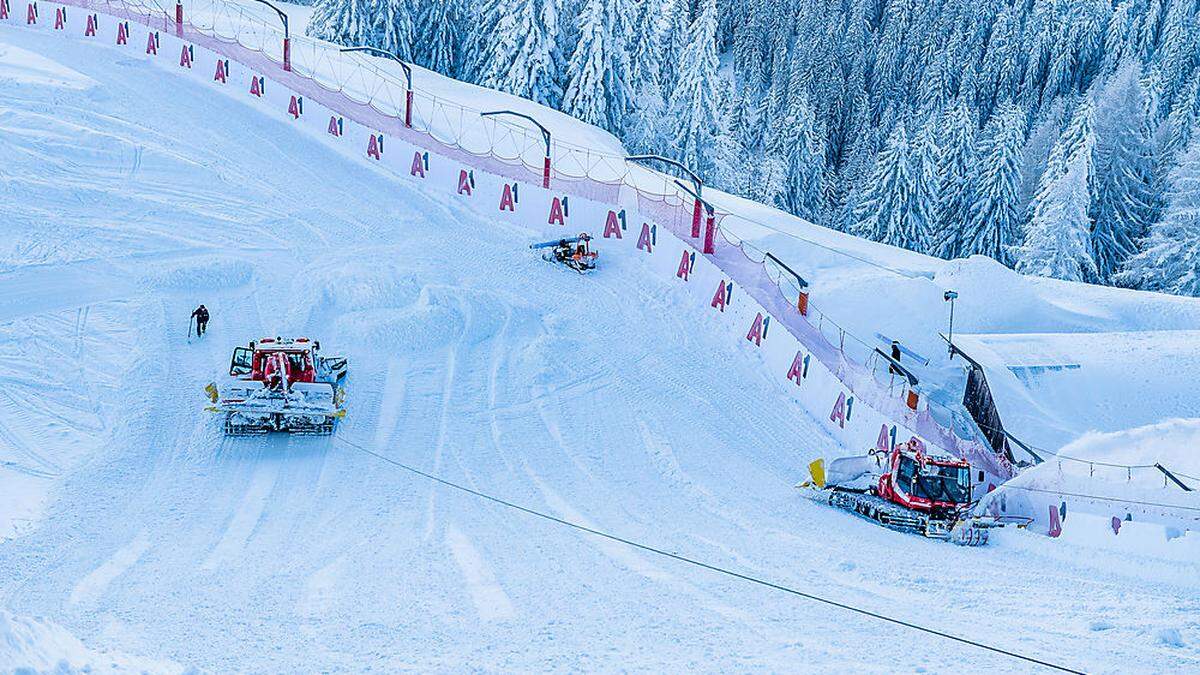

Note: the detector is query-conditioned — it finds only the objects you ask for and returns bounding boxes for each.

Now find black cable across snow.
[333,436,1086,674]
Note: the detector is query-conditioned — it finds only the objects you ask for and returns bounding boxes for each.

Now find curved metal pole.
[340,46,414,127]
[673,180,712,214]
[627,154,702,197]
[245,0,290,70]
[675,180,717,254]
[247,0,288,38]
[480,110,551,158]
[339,45,412,91]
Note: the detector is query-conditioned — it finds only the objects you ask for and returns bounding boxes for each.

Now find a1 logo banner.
[410,151,428,178]
[745,312,770,346]
[327,116,343,137]
[366,133,383,160]
[53,5,63,29]
[27,1,37,25]
[214,58,229,83]
[829,391,855,429]
[287,95,302,119]
[877,424,897,453]
[146,31,159,55]
[676,250,695,281]
[499,183,518,211]
[602,209,626,239]
[636,222,656,252]
[249,75,264,97]
[85,12,97,36]
[711,280,733,312]
[786,350,811,385]
[547,196,569,225]
[0,0,10,21]
[457,169,474,196]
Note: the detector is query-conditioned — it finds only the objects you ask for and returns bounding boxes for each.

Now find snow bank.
[954,329,1200,451]
[0,42,96,89]
[0,610,180,673]
[335,297,467,352]
[1053,418,1200,477]
[978,419,1200,536]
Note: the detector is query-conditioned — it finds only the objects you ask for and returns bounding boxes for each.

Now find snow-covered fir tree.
[664,0,724,179]
[1015,100,1098,281]
[777,86,828,223]
[307,0,375,48]
[472,0,562,108]
[853,125,933,252]
[959,104,1027,264]
[1090,64,1160,281]
[415,0,464,76]
[561,0,632,133]
[304,0,1200,295]
[909,119,943,249]
[1116,139,1200,295]
[622,0,667,153]
[375,0,414,60]
[933,101,978,258]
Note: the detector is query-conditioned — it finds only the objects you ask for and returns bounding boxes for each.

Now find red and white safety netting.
[24,0,1012,477]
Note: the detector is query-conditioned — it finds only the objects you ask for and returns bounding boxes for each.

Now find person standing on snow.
[191,304,210,337]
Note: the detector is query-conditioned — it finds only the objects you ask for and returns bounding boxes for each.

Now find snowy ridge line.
[5,3,1010,486]
[330,434,1083,675]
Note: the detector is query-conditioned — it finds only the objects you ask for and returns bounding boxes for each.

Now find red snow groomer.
[204,337,347,435]
[800,437,991,546]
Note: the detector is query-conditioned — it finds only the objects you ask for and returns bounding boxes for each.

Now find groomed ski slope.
[1,25,1198,673]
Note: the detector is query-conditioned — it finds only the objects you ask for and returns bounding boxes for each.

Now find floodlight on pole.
[944,290,958,356]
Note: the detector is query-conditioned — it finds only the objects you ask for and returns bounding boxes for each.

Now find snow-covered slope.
[1,16,1199,674]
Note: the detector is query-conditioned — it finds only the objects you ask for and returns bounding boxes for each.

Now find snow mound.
[336,301,466,352]
[0,610,180,673]
[957,328,1200,452]
[1057,418,1200,477]
[978,419,1200,535]
[0,43,97,90]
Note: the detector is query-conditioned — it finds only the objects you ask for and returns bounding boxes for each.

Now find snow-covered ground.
[2,19,1199,674]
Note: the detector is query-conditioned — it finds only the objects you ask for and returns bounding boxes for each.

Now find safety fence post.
[282,36,291,71]
[174,1,182,36]
[405,89,413,128]
[542,155,551,189]
[703,210,716,254]
[691,199,702,238]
